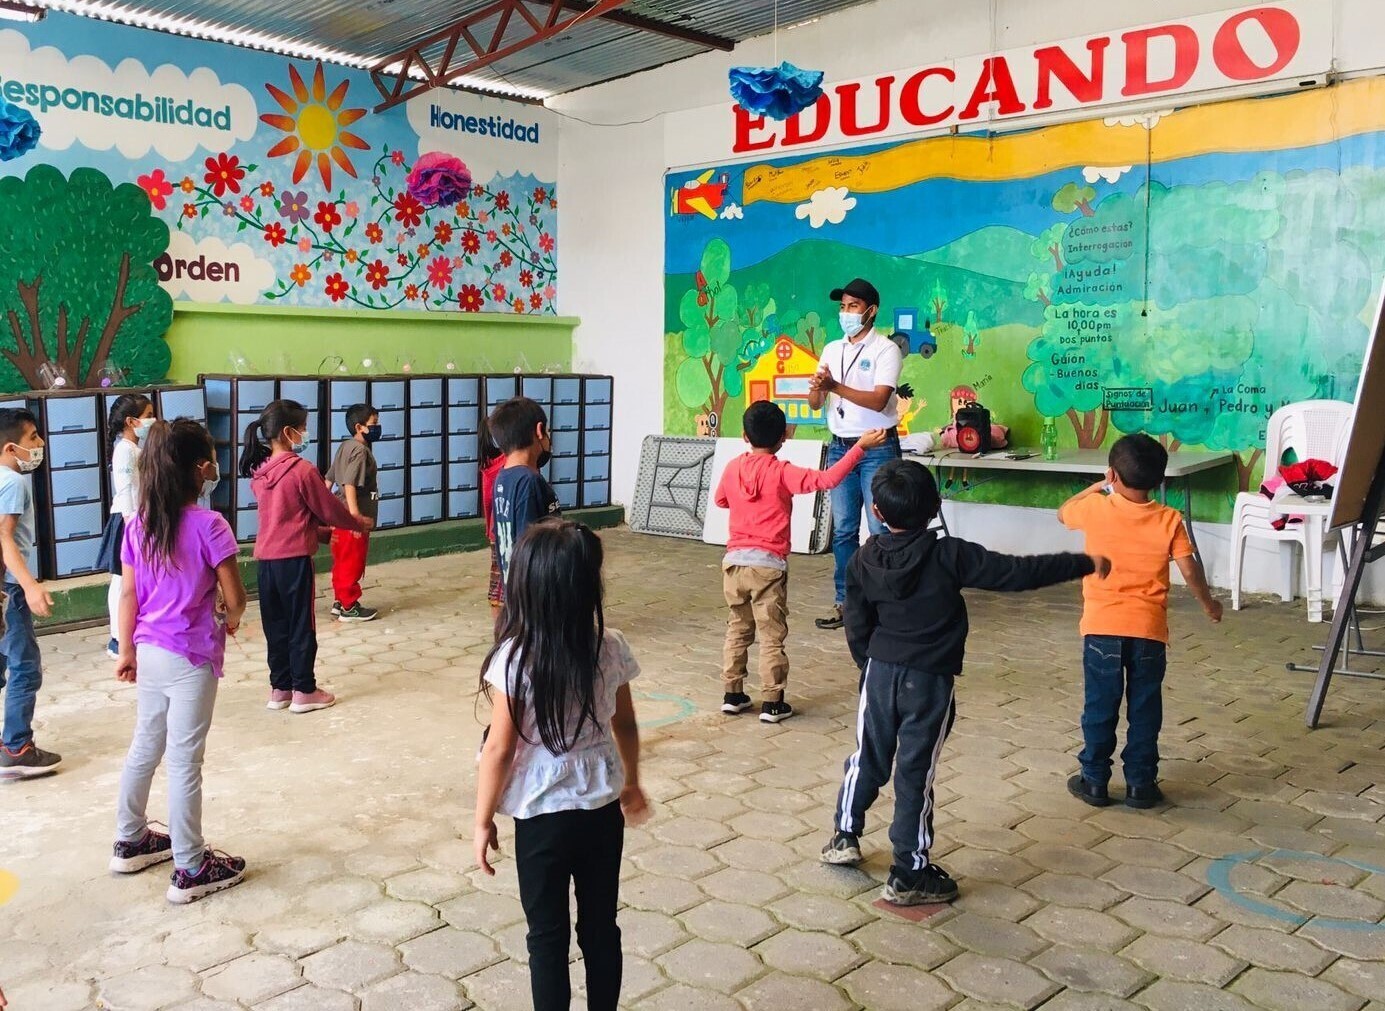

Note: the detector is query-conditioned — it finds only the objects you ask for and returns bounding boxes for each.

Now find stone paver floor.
[2,528,1384,1010]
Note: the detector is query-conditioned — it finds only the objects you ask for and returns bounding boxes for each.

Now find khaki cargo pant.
[722,564,789,701]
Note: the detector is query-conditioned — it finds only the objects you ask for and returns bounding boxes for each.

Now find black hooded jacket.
[844,527,1095,674]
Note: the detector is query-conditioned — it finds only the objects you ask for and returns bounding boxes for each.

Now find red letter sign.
[732,106,776,153]
[1033,38,1111,109]
[958,56,1027,120]
[1213,6,1301,81]
[1122,23,1199,97]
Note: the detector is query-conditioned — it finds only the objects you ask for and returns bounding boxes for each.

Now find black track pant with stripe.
[833,660,956,876]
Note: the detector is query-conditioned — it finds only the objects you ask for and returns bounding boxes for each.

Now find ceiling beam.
[558,0,735,51]
[369,0,632,111]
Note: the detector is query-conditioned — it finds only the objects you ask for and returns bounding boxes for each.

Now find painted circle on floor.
[1207,848,1385,932]
[634,690,697,729]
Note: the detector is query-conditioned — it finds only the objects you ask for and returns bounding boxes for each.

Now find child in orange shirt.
[1059,434,1222,809]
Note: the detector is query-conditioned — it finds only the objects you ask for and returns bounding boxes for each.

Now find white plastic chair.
[1230,400,1354,620]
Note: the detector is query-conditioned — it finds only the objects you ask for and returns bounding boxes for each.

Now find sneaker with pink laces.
[290,689,336,713]
[266,690,292,711]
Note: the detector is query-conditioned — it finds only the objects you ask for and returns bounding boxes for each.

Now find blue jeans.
[1079,635,1166,788]
[828,434,901,604]
[0,586,43,752]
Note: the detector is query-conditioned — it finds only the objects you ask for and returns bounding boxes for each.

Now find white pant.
[108,573,122,642]
[116,644,219,870]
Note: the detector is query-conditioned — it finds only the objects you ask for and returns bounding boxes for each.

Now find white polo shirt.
[820,328,902,437]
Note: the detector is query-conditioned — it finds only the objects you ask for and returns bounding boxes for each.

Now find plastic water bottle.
[1041,418,1059,461]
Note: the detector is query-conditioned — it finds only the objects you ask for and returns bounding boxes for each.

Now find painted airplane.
[671,170,730,219]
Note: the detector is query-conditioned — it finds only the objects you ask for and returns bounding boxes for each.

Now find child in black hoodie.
[821,459,1109,905]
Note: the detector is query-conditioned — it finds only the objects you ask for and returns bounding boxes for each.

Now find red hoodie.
[714,443,865,558]
[481,455,505,543]
[250,453,362,560]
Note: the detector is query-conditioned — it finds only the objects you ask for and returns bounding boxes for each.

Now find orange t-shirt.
[1060,492,1194,643]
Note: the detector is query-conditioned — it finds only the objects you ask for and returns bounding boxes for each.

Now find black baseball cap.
[830,277,880,306]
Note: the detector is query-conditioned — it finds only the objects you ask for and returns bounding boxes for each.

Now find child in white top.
[475,518,647,1011]
[100,394,155,660]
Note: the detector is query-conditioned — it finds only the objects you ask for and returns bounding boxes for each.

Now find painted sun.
[261,62,370,190]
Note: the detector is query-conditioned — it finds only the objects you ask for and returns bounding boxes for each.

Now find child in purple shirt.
[110,420,250,905]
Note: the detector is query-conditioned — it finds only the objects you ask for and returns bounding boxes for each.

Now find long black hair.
[138,419,214,570]
[481,519,605,754]
[239,398,307,478]
[108,393,152,449]
[479,416,502,467]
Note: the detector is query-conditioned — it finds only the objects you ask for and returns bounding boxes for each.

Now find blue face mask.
[364,424,382,444]
[840,311,866,338]
[290,429,310,453]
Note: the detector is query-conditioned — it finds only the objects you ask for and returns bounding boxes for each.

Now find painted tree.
[1053,181,1097,217]
[0,165,173,391]
[794,310,825,353]
[674,238,743,436]
[930,278,948,323]
[738,281,772,328]
[1030,223,1067,272]
[1023,271,1052,308]
[962,310,981,357]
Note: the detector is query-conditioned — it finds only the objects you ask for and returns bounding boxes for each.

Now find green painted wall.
[164,302,577,384]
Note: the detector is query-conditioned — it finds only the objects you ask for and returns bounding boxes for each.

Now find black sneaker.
[1067,774,1111,807]
[0,742,62,778]
[1125,782,1166,809]
[814,605,844,630]
[760,700,794,724]
[337,603,379,622]
[106,637,120,661]
[820,831,863,865]
[110,828,173,874]
[721,692,753,714]
[166,850,247,904]
[330,600,343,617]
[883,864,959,905]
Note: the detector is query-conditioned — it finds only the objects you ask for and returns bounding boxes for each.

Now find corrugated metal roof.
[45,0,876,97]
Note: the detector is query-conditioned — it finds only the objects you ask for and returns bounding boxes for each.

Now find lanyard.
[837,336,869,417]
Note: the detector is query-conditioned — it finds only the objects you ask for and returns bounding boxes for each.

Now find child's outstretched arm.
[475,691,520,875]
[952,538,1109,592]
[299,463,364,532]
[611,683,649,824]
[1058,474,1111,527]
[1175,555,1223,623]
[781,429,888,495]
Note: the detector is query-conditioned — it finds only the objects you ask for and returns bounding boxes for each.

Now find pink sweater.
[250,453,361,560]
[714,444,865,558]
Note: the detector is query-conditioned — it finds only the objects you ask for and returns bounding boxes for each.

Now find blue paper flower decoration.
[0,99,40,163]
[729,62,825,121]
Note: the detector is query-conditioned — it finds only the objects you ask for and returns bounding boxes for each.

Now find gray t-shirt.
[0,466,38,583]
[327,439,379,521]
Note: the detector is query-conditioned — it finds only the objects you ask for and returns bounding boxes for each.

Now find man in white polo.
[808,277,903,630]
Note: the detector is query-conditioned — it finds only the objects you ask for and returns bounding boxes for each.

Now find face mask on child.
[364,424,382,444]
[201,464,220,499]
[135,417,156,442]
[537,428,552,468]
[290,428,310,453]
[12,444,43,473]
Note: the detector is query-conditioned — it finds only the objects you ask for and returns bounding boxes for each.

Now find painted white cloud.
[795,186,857,229]
[720,202,743,220]
[155,231,275,305]
[0,29,257,160]
[1083,165,1132,185]
[1104,109,1173,129]
[407,88,557,183]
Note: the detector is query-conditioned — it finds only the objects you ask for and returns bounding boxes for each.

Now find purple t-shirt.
[121,506,239,677]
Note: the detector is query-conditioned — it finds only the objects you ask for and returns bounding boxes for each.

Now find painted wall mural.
[0,14,558,324]
[664,78,1385,519]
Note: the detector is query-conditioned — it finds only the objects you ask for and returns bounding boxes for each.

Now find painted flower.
[239,195,255,212]
[405,283,420,301]
[260,181,275,197]
[391,149,406,166]
[364,259,389,290]
[501,224,512,238]
[314,200,342,232]
[519,268,534,288]
[263,222,287,247]
[279,190,311,224]
[494,190,511,211]
[324,272,349,301]
[365,221,383,244]
[203,152,245,197]
[345,248,358,263]
[298,236,312,252]
[396,252,409,266]
[529,214,539,227]
[530,292,543,310]
[543,284,556,302]
[461,229,481,254]
[413,243,428,261]
[371,174,381,186]
[323,251,334,262]
[533,186,548,203]
[434,221,452,244]
[290,263,312,286]
[549,198,557,210]
[452,256,465,269]
[426,256,454,288]
[458,284,483,312]
[182,203,197,219]
[344,201,359,218]
[393,192,424,228]
[512,297,525,314]
[486,229,497,243]
[179,176,195,193]
[538,232,555,253]
[222,205,236,217]
[137,169,174,210]
[457,201,471,219]
[492,283,507,303]
[478,211,489,225]
[472,184,485,198]
[499,250,513,268]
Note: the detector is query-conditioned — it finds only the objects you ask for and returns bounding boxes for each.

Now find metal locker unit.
[202,375,326,542]
[327,376,412,530]
[544,376,582,510]
[407,374,447,525]
[24,390,107,579]
[445,375,482,521]
[154,384,208,426]
[580,376,613,508]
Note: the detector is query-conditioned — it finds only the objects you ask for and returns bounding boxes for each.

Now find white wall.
[553,0,1385,602]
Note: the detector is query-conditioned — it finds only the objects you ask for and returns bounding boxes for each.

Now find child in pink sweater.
[714,401,886,723]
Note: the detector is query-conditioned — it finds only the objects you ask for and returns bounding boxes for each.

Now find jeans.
[116,644,219,870]
[257,557,320,694]
[1079,635,1167,788]
[827,434,902,604]
[0,587,43,752]
[514,802,625,1010]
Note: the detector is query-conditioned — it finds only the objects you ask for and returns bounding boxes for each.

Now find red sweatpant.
[330,529,370,609]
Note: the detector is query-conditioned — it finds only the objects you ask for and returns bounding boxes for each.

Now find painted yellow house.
[745,337,826,427]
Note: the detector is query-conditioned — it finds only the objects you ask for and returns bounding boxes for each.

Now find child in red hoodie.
[239,400,362,714]
[713,401,886,723]
[479,422,506,614]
